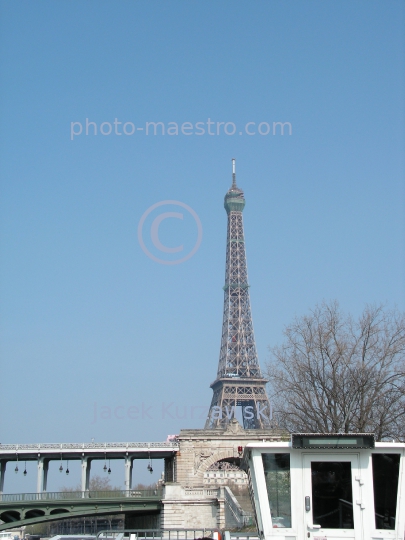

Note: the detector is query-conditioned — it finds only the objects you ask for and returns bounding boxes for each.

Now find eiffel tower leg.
[205,390,221,429]
[241,399,272,429]
[205,389,238,429]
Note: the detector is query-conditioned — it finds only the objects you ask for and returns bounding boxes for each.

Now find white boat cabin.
[244,434,405,540]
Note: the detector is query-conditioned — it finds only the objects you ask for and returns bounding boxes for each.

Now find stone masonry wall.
[161,484,219,529]
[161,420,286,529]
[175,420,285,487]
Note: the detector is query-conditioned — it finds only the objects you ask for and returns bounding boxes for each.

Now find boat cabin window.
[372,453,401,530]
[311,461,354,529]
[262,453,291,528]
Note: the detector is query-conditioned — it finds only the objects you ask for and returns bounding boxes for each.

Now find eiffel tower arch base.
[205,378,274,430]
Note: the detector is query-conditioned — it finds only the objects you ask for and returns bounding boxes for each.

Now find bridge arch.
[195,450,243,483]
[25,509,45,519]
[0,510,20,523]
[50,508,70,516]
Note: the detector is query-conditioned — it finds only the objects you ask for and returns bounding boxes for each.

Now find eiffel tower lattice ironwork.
[205,160,272,429]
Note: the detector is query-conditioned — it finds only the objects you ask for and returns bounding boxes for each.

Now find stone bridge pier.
[161,420,285,529]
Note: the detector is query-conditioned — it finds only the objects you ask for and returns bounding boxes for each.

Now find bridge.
[0,426,276,530]
[0,442,179,495]
[0,489,163,531]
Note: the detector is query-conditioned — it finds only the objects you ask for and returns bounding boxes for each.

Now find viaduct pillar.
[36,457,49,494]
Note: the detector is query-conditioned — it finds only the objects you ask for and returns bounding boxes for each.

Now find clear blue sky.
[1,0,404,491]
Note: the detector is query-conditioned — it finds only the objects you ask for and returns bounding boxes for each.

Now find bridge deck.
[0,442,179,461]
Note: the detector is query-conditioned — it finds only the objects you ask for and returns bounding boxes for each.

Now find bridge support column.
[0,460,7,498]
[124,455,133,494]
[37,457,49,493]
[81,456,91,495]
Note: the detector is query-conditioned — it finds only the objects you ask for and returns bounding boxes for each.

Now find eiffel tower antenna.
[205,160,272,429]
[231,158,236,188]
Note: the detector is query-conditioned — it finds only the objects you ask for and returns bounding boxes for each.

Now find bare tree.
[60,474,120,492]
[59,475,158,493]
[266,301,405,441]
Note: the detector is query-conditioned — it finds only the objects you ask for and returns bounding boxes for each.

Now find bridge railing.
[0,442,178,451]
[0,489,163,502]
[96,529,219,540]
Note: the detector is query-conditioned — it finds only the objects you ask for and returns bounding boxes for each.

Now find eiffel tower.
[205,160,272,429]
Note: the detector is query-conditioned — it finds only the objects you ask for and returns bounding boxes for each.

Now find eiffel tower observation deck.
[205,160,272,429]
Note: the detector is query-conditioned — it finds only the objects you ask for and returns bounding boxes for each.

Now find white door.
[302,454,364,540]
